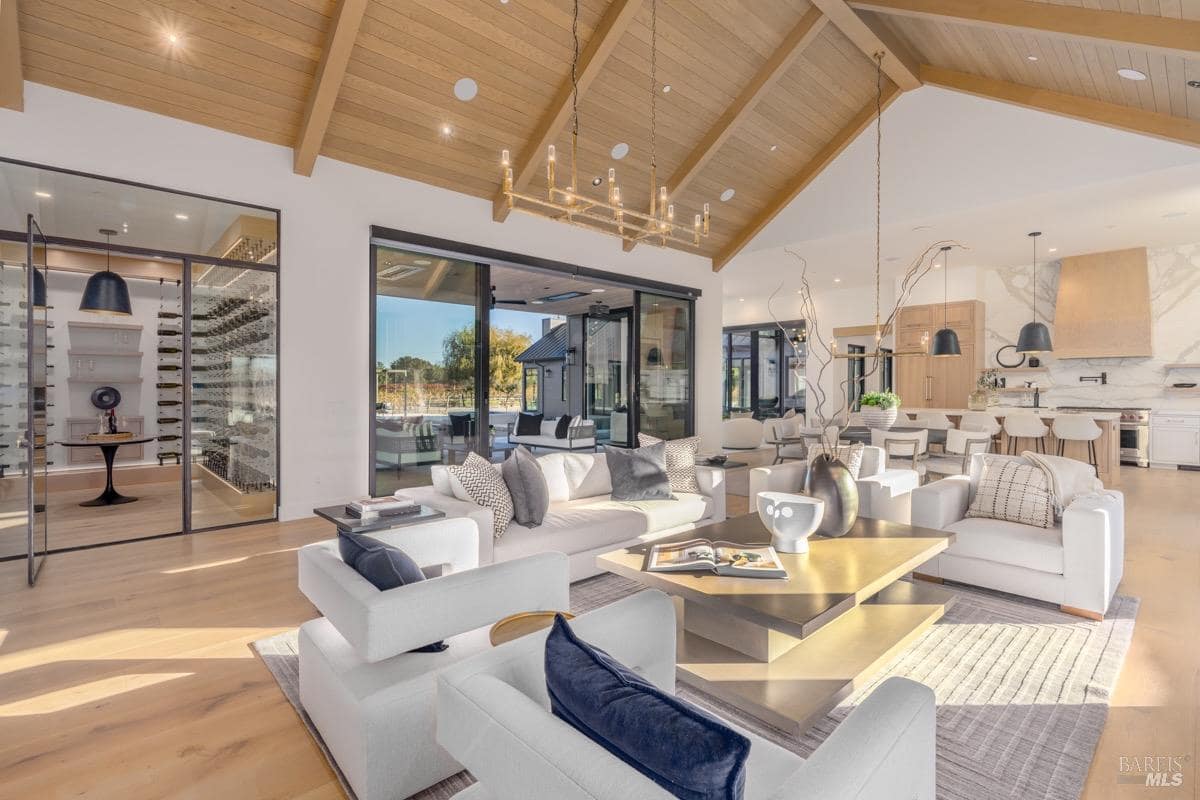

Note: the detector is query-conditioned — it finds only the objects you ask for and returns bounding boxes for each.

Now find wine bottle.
[157,400,182,407]
[157,434,182,442]
[158,347,182,354]
[156,382,183,389]
[157,328,182,336]
[158,365,182,371]
[157,417,182,424]
[158,311,182,319]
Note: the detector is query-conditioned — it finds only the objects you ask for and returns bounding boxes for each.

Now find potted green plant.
[859,391,900,429]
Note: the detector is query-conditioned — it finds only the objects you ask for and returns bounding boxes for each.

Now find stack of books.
[345,496,420,519]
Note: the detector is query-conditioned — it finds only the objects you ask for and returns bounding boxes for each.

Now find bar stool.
[1052,415,1102,475]
[959,411,1002,453]
[1003,413,1049,454]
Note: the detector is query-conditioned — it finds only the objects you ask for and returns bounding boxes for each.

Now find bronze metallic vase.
[804,453,859,537]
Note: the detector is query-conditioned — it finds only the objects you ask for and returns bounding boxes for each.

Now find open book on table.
[646,539,787,579]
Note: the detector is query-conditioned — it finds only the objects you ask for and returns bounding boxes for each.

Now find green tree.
[441,324,533,409]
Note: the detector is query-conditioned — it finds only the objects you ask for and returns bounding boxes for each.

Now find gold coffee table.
[597,513,955,735]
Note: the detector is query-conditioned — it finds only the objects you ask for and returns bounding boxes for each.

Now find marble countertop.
[896,407,1123,422]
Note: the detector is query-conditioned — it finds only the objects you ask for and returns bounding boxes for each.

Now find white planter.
[860,406,898,430]
[756,491,825,554]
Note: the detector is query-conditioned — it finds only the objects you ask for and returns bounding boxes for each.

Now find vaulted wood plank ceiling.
[5,0,1200,271]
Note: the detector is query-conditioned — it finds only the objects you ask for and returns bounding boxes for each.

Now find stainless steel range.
[1057,406,1150,467]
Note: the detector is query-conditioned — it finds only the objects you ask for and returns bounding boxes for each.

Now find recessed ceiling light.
[34,190,51,199]
[531,299,544,304]
[720,188,735,202]
[591,288,606,293]
[591,175,603,186]
[440,123,453,137]
[1026,55,1038,62]
[499,0,509,4]
[453,77,478,101]
[611,142,629,160]
[1047,247,1057,253]
[174,213,189,220]
[769,144,778,152]
[833,278,842,283]
[662,84,671,93]
[738,297,745,302]
[413,258,432,266]
[165,31,181,46]
[1163,211,1188,219]
[1117,68,1147,81]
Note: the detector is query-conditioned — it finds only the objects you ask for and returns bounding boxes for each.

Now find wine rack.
[156,279,183,465]
[190,269,276,495]
[0,264,24,480]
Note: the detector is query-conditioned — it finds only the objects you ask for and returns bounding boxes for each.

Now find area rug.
[253,575,1137,800]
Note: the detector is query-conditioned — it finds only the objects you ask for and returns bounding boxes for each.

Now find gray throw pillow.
[604,442,675,501]
[501,445,550,527]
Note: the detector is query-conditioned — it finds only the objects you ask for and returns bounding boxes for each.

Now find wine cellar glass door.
[26,217,50,583]
[186,261,278,531]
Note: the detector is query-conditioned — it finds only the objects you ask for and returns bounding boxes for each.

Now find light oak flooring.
[0,467,1196,799]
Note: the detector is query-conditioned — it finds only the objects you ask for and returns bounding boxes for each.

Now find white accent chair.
[924,429,993,479]
[297,517,570,800]
[871,428,929,480]
[1052,415,1103,475]
[1003,412,1049,454]
[749,445,921,524]
[911,453,1124,619]
[437,589,937,800]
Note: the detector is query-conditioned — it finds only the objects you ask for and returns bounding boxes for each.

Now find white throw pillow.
[637,433,702,494]
[447,452,515,538]
[966,455,1054,529]
[430,465,454,497]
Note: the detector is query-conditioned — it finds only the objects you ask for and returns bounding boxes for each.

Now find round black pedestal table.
[58,437,156,506]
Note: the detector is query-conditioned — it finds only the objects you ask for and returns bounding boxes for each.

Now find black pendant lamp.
[930,245,961,357]
[80,228,132,315]
[1016,231,1053,353]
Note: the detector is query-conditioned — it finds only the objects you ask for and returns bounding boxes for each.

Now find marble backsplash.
[981,241,1200,411]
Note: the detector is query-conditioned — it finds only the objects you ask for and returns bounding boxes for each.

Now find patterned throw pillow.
[805,441,865,480]
[637,433,702,494]
[447,452,515,539]
[966,456,1055,529]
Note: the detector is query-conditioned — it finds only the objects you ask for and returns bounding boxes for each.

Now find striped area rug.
[253,574,1136,800]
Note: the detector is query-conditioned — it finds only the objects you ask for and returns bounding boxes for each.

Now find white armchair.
[748,445,921,524]
[437,589,936,800]
[911,453,1124,619]
[297,517,570,800]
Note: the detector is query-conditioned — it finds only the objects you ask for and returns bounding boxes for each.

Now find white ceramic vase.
[860,406,898,430]
[755,491,825,554]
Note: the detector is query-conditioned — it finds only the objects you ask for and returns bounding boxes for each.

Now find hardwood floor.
[0,466,1195,799]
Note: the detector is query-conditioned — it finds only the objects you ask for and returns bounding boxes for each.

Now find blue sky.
[376,295,555,365]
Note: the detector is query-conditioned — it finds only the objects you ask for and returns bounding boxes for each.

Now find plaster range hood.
[1052,247,1153,359]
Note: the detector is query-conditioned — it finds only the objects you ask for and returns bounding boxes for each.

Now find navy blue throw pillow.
[516,412,543,436]
[554,414,571,439]
[337,532,448,653]
[544,615,749,800]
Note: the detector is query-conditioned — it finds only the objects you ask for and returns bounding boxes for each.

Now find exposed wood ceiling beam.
[809,0,921,91]
[493,0,643,223]
[624,6,828,252]
[922,65,1200,149]
[294,0,368,177]
[1,0,23,111]
[849,0,1200,59]
[713,81,902,271]
[421,259,452,299]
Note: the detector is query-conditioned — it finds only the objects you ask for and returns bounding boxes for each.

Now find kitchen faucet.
[1080,372,1108,385]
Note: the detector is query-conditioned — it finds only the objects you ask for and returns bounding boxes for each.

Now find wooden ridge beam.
[1,0,23,111]
[493,0,643,223]
[922,65,1200,149]
[294,0,368,176]
[849,0,1200,59]
[809,0,921,91]
[713,81,901,272]
[624,6,828,252]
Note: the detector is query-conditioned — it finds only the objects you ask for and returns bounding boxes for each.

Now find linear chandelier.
[499,0,710,249]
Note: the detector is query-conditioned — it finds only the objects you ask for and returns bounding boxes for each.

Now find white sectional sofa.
[437,589,937,800]
[911,452,1124,619]
[402,450,726,581]
[748,446,921,524]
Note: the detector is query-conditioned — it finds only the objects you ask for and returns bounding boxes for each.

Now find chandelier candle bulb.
[703,203,711,235]
[501,149,510,167]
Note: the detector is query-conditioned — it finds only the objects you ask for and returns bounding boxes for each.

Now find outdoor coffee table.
[597,513,955,735]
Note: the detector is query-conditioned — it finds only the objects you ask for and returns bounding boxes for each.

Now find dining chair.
[870,428,929,480]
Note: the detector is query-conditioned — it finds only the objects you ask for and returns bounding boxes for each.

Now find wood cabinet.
[893,301,985,409]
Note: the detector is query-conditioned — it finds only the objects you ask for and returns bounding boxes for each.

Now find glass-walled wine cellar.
[0,159,280,582]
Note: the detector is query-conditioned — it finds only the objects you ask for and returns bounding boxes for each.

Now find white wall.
[2,84,722,520]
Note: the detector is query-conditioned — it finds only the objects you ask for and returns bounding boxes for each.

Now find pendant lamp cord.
[570,0,579,193]
[943,247,949,325]
[650,0,657,178]
[1031,233,1038,323]
[105,231,112,272]
[874,51,882,333]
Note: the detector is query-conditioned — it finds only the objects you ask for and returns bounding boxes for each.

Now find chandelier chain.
[571,0,580,191]
[874,51,882,328]
[650,0,657,172]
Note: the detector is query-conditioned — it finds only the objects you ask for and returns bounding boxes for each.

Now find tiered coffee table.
[597,514,955,735]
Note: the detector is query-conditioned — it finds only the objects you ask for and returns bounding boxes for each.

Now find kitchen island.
[896,407,1122,488]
